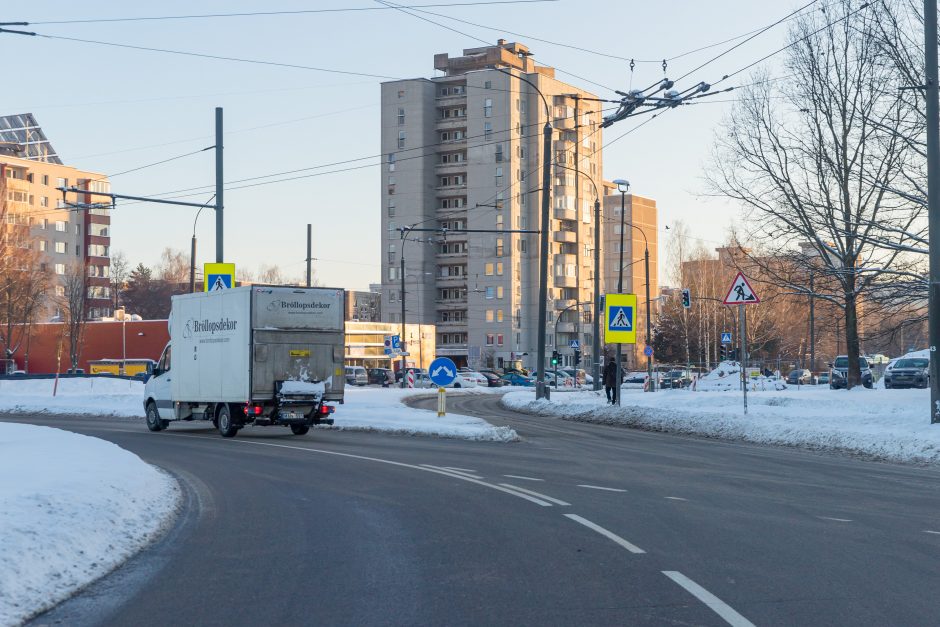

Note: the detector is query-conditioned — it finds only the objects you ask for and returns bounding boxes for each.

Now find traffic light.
[681,288,691,309]
[573,349,581,365]
[720,345,727,360]
[551,350,560,366]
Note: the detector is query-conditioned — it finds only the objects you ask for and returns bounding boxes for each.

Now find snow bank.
[329,387,517,442]
[0,423,179,625]
[0,379,516,442]
[503,386,940,464]
[695,360,786,391]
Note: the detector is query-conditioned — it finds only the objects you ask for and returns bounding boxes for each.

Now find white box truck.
[144,286,345,437]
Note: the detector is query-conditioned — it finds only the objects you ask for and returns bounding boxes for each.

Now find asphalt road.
[8,391,940,626]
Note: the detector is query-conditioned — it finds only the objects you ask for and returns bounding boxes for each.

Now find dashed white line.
[563,514,645,554]
[576,484,627,493]
[664,496,688,501]
[443,466,477,473]
[662,571,755,627]
[503,474,544,482]
[817,516,852,523]
[421,464,483,479]
[498,483,570,506]
[924,530,940,535]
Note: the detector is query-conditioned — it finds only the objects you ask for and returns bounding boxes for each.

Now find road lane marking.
[563,514,645,554]
[164,433,554,507]
[421,464,483,479]
[817,516,852,522]
[443,466,477,473]
[499,484,570,506]
[662,571,755,627]
[664,496,688,501]
[924,530,940,535]
[577,484,627,493]
[503,474,544,482]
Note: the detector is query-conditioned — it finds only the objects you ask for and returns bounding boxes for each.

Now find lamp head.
[613,179,630,193]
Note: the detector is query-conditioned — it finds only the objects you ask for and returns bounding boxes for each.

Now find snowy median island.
[0,423,179,626]
[0,377,516,442]
[504,371,940,465]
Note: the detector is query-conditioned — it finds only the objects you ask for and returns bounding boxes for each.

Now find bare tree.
[157,247,190,285]
[110,250,130,310]
[707,1,922,388]
[58,261,88,371]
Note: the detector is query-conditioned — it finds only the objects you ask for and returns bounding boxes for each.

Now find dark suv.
[829,356,873,389]
[883,357,929,389]
[786,369,812,385]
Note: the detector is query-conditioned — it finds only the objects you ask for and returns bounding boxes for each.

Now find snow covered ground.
[0,377,517,442]
[504,385,940,465]
[0,422,179,626]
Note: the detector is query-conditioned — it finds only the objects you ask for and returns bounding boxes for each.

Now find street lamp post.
[613,179,629,406]
[189,195,215,293]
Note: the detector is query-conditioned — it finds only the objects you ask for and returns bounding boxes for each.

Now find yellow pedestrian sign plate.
[204,262,236,292]
[605,293,637,344]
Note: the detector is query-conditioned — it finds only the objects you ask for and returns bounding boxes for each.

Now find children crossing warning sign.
[722,272,760,305]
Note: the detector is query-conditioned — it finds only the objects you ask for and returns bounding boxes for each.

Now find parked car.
[461,371,490,386]
[816,371,830,386]
[477,370,506,387]
[367,368,393,386]
[661,369,692,389]
[501,372,535,387]
[530,371,573,386]
[786,369,813,385]
[623,372,647,384]
[561,368,592,385]
[883,357,929,389]
[829,356,873,389]
[344,365,368,386]
[443,372,478,388]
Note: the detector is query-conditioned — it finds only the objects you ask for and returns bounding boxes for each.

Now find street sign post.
[569,339,580,349]
[429,357,458,387]
[604,293,637,344]
[644,345,653,357]
[722,272,760,415]
[720,332,732,345]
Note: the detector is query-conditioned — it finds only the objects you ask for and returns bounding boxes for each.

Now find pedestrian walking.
[603,357,618,404]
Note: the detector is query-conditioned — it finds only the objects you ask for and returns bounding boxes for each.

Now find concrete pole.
[536,119,552,400]
[615,190,626,406]
[189,235,197,293]
[306,224,312,287]
[925,0,940,423]
[645,245,655,392]
[592,197,601,391]
[215,107,224,263]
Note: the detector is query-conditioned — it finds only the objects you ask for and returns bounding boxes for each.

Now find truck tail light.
[319,404,335,415]
[244,403,263,416]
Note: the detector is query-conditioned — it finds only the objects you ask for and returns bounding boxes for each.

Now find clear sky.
[8,0,795,290]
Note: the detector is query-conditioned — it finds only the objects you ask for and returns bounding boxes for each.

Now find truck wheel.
[146,402,164,432]
[290,425,310,436]
[217,405,239,438]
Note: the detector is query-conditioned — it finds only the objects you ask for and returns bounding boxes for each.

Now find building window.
[55,220,66,232]
[39,196,48,207]
[486,310,494,323]
[496,238,504,256]
[497,286,504,298]
[55,285,65,297]
[495,144,503,162]
[397,108,405,125]
[75,224,81,235]
[441,131,449,142]
[42,174,49,186]
[486,334,494,346]
[54,241,66,254]
[398,131,405,149]
[56,177,67,188]
[484,80,492,89]
[495,167,503,187]
[495,215,503,230]
[39,240,47,252]
[484,98,493,118]
[54,263,65,275]
[387,199,396,217]
[484,122,493,141]
[398,90,405,98]
[496,262,504,275]
[485,263,494,276]
[485,286,495,299]
[497,310,504,323]
[388,152,396,172]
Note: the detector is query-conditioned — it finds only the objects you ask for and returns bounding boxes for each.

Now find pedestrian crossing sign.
[605,293,637,344]
[204,263,236,292]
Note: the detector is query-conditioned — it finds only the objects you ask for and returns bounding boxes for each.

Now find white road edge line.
[421,464,483,479]
[503,474,544,482]
[662,571,755,627]
[443,466,477,473]
[165,433,553,507]
[664,496,688,501]
[924,530,940,535]
[563,514,645,554]
[499,483,570,506]
[818,516,852,522]
[577,484,627,493]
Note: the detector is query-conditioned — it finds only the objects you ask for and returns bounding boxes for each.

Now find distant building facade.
[0,113,112,320]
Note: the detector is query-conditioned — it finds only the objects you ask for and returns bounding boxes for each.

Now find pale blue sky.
[8,0,793,290]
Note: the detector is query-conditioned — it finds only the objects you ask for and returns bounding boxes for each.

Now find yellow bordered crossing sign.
[605,293,637,344]
[204,262,236,292]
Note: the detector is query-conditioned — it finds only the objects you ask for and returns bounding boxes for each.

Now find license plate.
[282,411,298,420]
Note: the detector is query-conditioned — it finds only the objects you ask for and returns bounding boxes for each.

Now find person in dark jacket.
[603,357,618,404]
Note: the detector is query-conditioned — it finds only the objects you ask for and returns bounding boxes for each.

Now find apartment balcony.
[554,298,577,310]
[434,161,467,174]
[553,207,577,222]
[435,299,468,307]
[435,275,467,286]
[436,118,468,131]
[435,250,468,260]
[440,229,468,241]
[436,344,468,355]
[436,319,468,331]
[436,94,467,107]
[436,183,467,193]
[553,230,576,244]
[554,274,578,288]
[555,321,576,333]
[554,253,576,266]
[553,116,575,130]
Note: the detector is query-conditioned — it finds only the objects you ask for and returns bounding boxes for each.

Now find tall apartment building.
[601,183,658,369]
[0,113,112,321]
[380,41,604,370]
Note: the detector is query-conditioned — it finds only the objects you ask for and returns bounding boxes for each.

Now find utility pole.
[306,224,313,287]
[809,271,815,373]
[615,182,627,406]
[592,194,601,391]
[925,0,940,424]
[215,107,224,263]
[400,228,408,387]
[573,94,582,370]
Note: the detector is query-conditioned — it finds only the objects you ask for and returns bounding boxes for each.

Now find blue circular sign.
[429,357,458,386]
[644,345,653,357]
